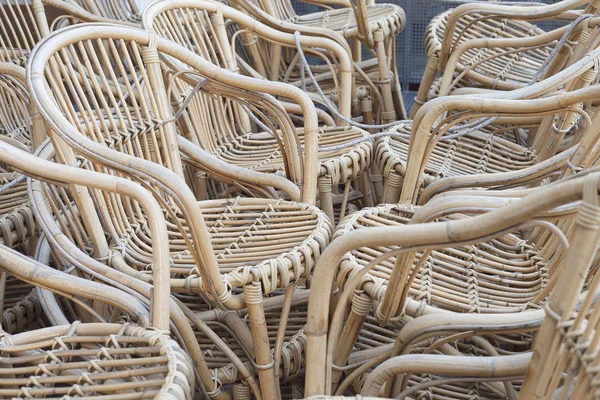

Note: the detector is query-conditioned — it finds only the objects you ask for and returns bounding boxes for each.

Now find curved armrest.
[229,0,353,54]
[361,352,531,397]
[418,148,574,204]
[0,141,169,329]
[178,135,302,201]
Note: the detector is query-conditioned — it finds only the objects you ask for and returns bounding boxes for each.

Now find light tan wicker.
[0,140,195,399]
[410,0,598,118]
[304,168,600,396]
[378,43,600,205]
[142,0,374,221]
[232,0,406,121]
[27,22,339,399]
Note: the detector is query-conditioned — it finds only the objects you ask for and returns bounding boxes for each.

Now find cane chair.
[312,80,600,393]
[347,173,600,399]
[143,0,374,221]
[28,23,336,398]
[410,0,599,118]
[304,163,600,396]
[315,113,600,396]
[235,0,406,121]
[0,64,47,334]
[377,39,600,205]
[0,140,195,399]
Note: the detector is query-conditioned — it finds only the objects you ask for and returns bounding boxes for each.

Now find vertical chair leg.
[318,175,335,223]
[358,173,375,208]
[244,282,278,400]
[410,54,439,119]
[331,291,372,392]
[374,31,396,123]
[195,171,209,201]
[382,171,403,204]
[370,165,384,204]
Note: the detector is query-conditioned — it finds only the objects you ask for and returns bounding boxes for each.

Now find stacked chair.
[2,0,600,399]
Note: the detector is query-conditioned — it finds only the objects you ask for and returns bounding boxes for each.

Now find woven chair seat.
[289,4,405,39]
[376,121,537,188]
[0,323,194,399]
[425,10,549,86]
[336,203,548,314]
[212,126,373,186]
[116,197,332,294]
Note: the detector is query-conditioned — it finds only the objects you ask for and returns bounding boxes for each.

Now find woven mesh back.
[0,74,31,148]
[0,0,46,66]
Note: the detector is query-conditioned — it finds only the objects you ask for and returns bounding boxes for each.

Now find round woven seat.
[291,4,405,39]
[210,126,372,187]
[114,197,332,295]
[376,121,537,189]
[0,322,194,399]
[336,203,548,314]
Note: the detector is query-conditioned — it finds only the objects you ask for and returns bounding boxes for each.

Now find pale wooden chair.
[378,37,600,205]
[345,172,600,399]
[143,0,375,222]
[304,165,600,397]
[28,23,336,399]
[411,0,599,118]
[0,140,195,399]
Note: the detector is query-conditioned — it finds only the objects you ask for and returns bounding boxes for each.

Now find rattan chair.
[0,140,195,399]
[231,0,407,121]
[28,23,337,399]
[410,0,598,118]
[304,79,600,394]
[142,0,374,221]
[345,173,600,399]
[303,164,600,397]
[377,40,600,205]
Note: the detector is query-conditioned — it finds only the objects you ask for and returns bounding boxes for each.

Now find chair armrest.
[178,135,302,201]
[418,148,574,204]
[0,140,169,329]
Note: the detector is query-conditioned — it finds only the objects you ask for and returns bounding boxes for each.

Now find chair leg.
[410,54,439,119]
[369,165,384,204]
[331,291,372,392]
[374,31,396,123]
[358,173,375,208]
[318,175,335,222]
[382,171,403,204]
[195,171,209,201]
[244,282,278,400]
